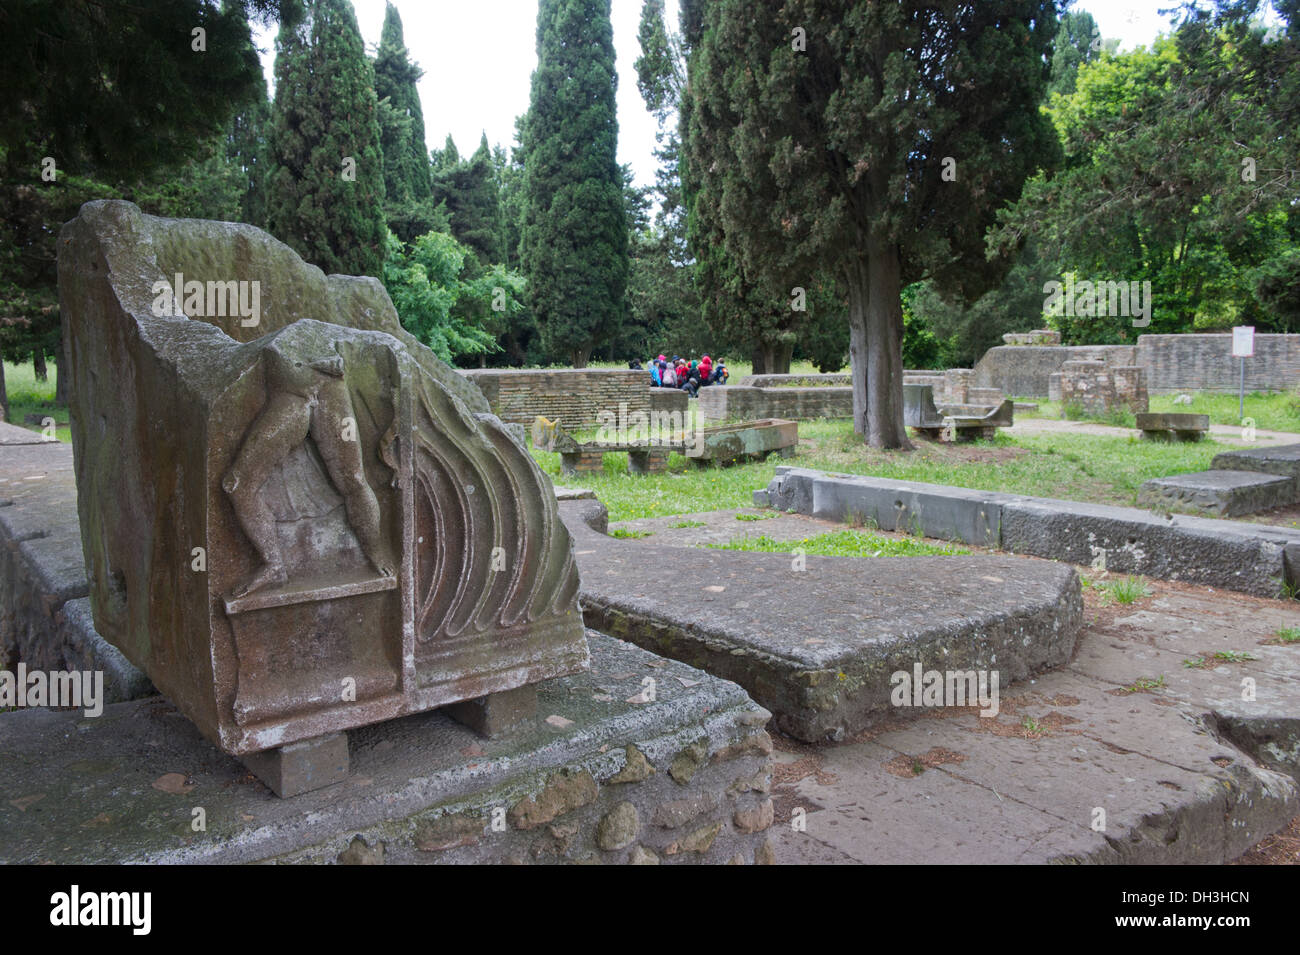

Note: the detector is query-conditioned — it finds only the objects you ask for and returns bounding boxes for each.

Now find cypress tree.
[686,0,1060,448]
[265,0,386,277]
[433,133,504,270]
[520,0,629,367]
[374,2,430,201]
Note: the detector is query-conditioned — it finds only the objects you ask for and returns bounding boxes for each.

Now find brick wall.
[698,386,853,424]
[463,369,650,430]
[1135,333,1300,394]
[1056,361,1149,414]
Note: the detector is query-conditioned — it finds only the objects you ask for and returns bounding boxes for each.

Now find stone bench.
[1136,412,1210,441]
[687,418,798,466]
[904,384,1013,441]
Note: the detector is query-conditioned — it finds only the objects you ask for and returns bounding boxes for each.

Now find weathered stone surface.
[241,731,349,798]
[57,200,587,759]
[687,418,797,465]
[763,466,1300,597]
[443,684,538,739]
[732,798,774,834]
[560,498,1083,743]
[1137,411,1210,440]
[608,744,654,784]
[0,631,773,864]
[1213,443,1300,498]
[1137,469,1293,517]
[1059,361,1149,415]
[697,385,853,424]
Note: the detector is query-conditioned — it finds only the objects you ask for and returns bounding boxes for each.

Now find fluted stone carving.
[58,200,587,756]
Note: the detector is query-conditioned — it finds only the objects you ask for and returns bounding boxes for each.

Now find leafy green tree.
[265,0,386,277]
[520,0,629,367]
[997,31,1298,338]
[380,230,505,364]
[687,0,1060,447]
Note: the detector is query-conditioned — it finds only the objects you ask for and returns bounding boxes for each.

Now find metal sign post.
[1232,326,1255,420]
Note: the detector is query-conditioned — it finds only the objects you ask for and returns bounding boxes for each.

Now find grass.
[609,527,652,539]
[1095,575,1153,605]
[708,529,968,558]
[669,520,706,529]
[3,360,70,443]
[533,418,1229,521]
[1022,390,1300,434]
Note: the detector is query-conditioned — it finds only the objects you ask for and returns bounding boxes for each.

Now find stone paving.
[608,506,1300,863]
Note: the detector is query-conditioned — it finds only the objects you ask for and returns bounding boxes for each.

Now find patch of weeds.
[669,520,706,529]
[1278,579,1300,601]
[1119,675,1167,694]
[735,511,778,522]
[1212,650,1258,664]
[1183,657,1209,669]
[910,759,924,776]
[609,528,652,539]
[1021,716,1043,736]
[1269,626,1300,645]
[1097,575,1152,605]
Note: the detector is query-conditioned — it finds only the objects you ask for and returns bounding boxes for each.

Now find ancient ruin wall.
[464,369,650,430]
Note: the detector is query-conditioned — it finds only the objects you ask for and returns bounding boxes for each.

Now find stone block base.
[0,632,774,865]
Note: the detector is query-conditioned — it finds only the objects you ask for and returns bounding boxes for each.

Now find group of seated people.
[632,354,729,398]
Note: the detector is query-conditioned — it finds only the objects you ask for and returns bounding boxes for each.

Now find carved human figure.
[223,342,394,598]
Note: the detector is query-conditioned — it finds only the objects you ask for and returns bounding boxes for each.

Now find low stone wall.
[745,373,850,388]
[698,385,853,423]
[0,428,152,700]
[1135,333,1300,394]
[975,345,1137,398]
[649,387,689,417]
[463,368,650,430]
[757,466,1300,598]
[1053,361,1148,414]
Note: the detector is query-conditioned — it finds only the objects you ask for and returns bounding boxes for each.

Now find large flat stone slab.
[0,631,774,864]
[1137,469,1294,517]
[559,498,1082,743]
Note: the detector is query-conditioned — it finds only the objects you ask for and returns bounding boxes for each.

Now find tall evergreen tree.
[265,0,386,277]
[373,2,430,201]
[520,0,629,367]
[687,0,1060,448]
[432,133,504,269]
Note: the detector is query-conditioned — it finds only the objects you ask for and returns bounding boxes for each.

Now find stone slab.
[559,498,1082,743]
[1213,443,1300,497]
[443,684,538,738]
[0,421,51,446]
[0,631,775,864]
[761,466,1300,597]
[1137,469,1294,518]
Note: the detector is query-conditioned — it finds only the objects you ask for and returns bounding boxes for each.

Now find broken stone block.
[57,200,588,758]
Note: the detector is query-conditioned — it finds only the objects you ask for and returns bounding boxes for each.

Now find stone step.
[1137,469,1294,518]
[1212,443,1300,497]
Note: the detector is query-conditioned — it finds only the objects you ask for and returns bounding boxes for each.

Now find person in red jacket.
[698,355,713,386]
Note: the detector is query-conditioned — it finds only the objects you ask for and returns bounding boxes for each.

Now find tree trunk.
[845,244,912,450]
[33,349,47,382]
[570,347,589,369]
[750,348,766,375]
[55,331,70,405]
[751,342,793,376]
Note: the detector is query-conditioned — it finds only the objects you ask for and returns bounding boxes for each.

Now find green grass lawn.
[1021,389,1300,434]
[533,418,1231,521]
[3,360,70,443]
[710,529,968,558]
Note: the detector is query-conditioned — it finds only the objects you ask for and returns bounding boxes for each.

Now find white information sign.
[1232,326,1255,358]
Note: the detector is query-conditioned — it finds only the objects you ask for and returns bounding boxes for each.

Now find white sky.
[250,1,1226,192]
